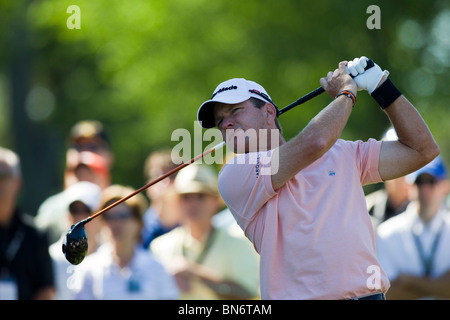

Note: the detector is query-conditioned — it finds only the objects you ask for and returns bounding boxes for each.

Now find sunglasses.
[103,210,134,222]
[415,176,438,186]
[70,207,91,216]
[70,142,108,152]
[180,193,209,202]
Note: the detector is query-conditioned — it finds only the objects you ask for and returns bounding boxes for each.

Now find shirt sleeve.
[218,151,277,231]
[344,138,383,185]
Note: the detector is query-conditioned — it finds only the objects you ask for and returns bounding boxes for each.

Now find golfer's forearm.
[272,96,353,189]
[377,96,440,181]
[385,96,439,159]
[309,95,354,150]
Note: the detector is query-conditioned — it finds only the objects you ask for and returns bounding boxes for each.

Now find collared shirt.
[151,225,260,299]
[376,202,450,280]
[49,235,79,300]
[218,138,389,299]
[73,243,179,300]
[49,234,103,300]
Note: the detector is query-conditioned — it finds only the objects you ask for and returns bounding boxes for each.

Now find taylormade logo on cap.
[211,85,238,99]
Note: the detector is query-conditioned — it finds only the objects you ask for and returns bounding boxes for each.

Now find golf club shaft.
[84,141,225,223]
[277,86,324,116]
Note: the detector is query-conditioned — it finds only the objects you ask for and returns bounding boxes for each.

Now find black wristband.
[370,79,402,109]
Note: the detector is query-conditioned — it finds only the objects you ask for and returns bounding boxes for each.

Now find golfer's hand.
[347,56,389,94]
[320,61,357,98]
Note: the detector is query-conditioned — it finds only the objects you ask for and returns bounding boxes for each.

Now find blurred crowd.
[1,122,449,300]
[0,120,259,300]
[369,129,450,300]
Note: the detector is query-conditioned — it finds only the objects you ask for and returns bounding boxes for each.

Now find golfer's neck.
[257,133,286,151]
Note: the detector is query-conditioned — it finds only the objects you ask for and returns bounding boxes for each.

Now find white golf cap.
[197,78,276,129]
[64,181,102,213]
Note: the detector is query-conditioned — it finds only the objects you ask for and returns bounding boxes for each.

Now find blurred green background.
[0,0,449,214]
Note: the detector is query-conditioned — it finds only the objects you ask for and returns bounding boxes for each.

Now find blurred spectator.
[64,120,114,189]
[70,151,111,190]
[36,120,113,243]
[0,147,55,300]
[366,128,412,229]
[36,151,110,243]
[49,181,103,300]
[73,184,179,300]
[151,164,260,299]
[141,149,183,249]
[376,156,450,299]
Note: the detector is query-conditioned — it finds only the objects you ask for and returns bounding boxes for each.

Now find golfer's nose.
[221,116,235,130]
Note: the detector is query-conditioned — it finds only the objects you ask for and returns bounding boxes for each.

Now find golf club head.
[62,219,89,265]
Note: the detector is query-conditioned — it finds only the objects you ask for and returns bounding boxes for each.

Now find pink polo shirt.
[218,139,390,299]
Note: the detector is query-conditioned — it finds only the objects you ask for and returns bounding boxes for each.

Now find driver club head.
[62,219,89,265]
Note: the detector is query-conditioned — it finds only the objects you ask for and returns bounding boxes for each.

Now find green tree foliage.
[0,0,449,212]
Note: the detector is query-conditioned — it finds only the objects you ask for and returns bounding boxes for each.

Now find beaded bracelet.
[335,90,356,106]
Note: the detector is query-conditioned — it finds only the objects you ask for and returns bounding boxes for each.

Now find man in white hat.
[196,57,440,299]
[0,147,55,300]
[151,164,260,299]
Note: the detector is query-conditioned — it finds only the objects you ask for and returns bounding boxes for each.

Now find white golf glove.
[346,56,389,94]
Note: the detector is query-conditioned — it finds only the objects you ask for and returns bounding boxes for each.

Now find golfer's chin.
[230,145,250,155]
[226,128,269,154]
[226,137,258,154]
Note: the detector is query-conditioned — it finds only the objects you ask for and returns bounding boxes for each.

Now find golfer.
[196,57,440,299]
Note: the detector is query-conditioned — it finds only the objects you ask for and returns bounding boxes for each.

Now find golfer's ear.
[264,103,277,124]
